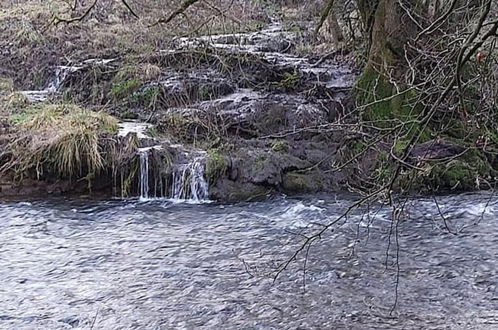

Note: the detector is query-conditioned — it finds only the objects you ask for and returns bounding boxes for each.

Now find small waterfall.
[138,148,150,201]
[21,65,82,102]
[137,147,209,202]
[170,157,209,201]
[137,146,163,201]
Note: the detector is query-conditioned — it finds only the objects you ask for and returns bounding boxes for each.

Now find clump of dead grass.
[2,103,118,180]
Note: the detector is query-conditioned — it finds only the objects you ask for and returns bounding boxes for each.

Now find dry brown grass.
[0,0,267,88]
[2,102,118,180]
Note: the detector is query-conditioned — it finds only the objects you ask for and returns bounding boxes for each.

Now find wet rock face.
[208,139,346,201]
[173,21,296,54]
[154,90,338,139]
[142,20,355,200]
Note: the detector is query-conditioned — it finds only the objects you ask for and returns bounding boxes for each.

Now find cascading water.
[170,157,209,201]
[138,148,150,201]
[21,65,82,102]
[137,147,209,202]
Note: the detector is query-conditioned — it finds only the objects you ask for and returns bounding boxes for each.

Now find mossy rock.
[209,179,269,202]
[227,183,269,202]
[282,171,322,193]
[428,160,476,190]
[206,149,229,184]
[411,149,493,192]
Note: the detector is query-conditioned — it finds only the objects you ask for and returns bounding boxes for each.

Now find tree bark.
[367,0,417,73]
[355,0,420,121]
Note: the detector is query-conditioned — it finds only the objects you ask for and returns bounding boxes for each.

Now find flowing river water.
[1,193,498,329]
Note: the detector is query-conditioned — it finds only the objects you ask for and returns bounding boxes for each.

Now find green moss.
[271,140,289,153]
[282,171,321,193]
[272,71,300,90]
[410,148,493,192]
[206,149,229,184]
[351,140,367,154]
[131,86,160,108]
[355,65,393,121]
[110,78,141,100]
[393,139,410,155]
[429,161,475,190]
[278,71,300,89]
[355,65,422,126]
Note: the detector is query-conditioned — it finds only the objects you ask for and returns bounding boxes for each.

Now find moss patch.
[282,171,322,193]
[131,86,160,108]
[206,149,229,184]
[110,78,142,101]
[278,71,300,89]
[271,140,289,153]
[427,160,476,190]
[355,65,422,126]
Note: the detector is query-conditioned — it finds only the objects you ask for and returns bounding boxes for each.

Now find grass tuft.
[3,103,118,180]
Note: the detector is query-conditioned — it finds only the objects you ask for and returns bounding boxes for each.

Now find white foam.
[118,122,153,139]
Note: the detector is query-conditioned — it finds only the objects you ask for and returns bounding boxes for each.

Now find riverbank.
[1,1,496,201]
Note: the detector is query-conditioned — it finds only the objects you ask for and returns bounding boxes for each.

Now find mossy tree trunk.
[356,0,421,122]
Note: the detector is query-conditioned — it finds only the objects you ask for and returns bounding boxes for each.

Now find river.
[1,193,497,329]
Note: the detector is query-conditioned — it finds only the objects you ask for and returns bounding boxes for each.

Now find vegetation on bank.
[0,0,497,199]
[0,0,267,90]
[1,102,118,181]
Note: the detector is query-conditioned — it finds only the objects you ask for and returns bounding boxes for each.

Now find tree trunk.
[356,0,420,121]
[367,0,416,73]
[326,12,344,45]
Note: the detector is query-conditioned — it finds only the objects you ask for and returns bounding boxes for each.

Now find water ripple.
[1,193,497,329]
